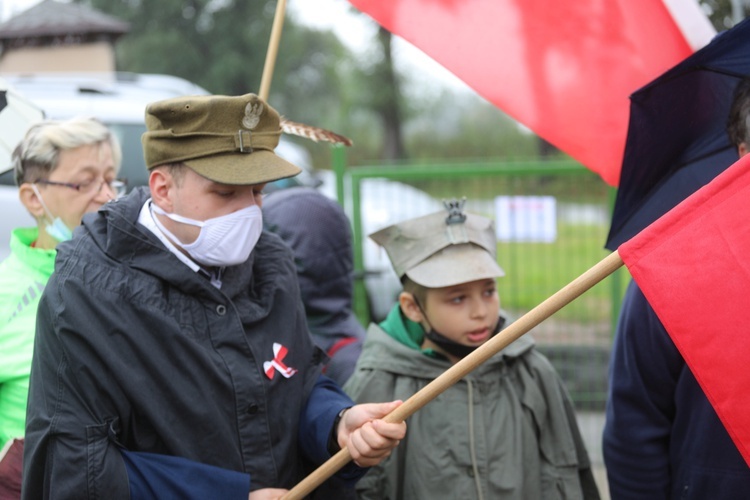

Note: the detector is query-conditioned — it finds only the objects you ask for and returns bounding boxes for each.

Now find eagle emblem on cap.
[444,198,467,225]
[243,102,264,130]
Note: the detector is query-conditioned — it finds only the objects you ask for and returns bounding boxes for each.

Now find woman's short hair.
[12,116,122,186]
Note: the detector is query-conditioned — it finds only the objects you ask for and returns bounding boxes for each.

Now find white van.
[0,72,316,260]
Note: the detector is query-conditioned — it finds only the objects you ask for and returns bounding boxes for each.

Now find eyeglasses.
[36,178,128,199]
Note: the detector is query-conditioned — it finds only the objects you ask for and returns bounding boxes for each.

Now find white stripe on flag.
[661,0,717,51]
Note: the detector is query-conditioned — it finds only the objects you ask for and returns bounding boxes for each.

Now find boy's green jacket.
[344,305,600,500]
[0,228,56,448]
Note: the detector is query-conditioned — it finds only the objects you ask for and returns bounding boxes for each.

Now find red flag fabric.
[619,153,750,466]
[348,0,712,186]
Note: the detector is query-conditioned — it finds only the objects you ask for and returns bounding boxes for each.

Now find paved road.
[577,411,609,500]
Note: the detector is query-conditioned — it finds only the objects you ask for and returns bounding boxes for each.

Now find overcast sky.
[0,0,40,20]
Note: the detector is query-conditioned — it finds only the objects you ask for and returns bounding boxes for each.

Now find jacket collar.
[10,227,57,276]
[81,187,294,316]
[358,321,536,379]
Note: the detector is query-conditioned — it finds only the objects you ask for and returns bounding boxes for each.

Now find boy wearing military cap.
[23,93,405,499]
[344,200,599,499]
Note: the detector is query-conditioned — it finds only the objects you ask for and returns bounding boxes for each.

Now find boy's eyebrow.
[442,283,472,294]
[435,278,497,297]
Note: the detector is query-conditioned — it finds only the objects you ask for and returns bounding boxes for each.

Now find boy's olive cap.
[370,203,505,288]
[142,93,301,185]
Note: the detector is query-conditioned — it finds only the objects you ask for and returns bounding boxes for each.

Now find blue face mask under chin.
[32,183,74,243]
[45,217,73,242]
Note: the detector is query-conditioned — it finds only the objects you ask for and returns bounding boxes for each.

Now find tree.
[367,27,406,160]
[700,0,750,29]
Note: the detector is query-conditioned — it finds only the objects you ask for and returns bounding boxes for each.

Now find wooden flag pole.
[282,250,625,499]
[258,0,287,101]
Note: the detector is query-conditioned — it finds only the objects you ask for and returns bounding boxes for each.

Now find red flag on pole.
[348,0,714,186]
[619,153,750,466]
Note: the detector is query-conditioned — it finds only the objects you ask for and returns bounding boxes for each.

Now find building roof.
[0,0,129,41]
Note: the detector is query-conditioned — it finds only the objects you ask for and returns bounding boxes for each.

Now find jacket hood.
[262,187,365,346]
[69,186,288,305]
[70,187,212,297]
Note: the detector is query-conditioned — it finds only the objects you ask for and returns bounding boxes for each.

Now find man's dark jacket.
[23,188,353,499]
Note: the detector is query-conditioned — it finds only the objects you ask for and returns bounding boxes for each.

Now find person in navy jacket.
[603,77,750,499]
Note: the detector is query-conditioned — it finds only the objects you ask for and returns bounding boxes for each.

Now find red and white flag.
[619,153,750,466]
[348,0,715,186]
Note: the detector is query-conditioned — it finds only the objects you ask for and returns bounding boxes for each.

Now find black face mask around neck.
[423,315,506,359]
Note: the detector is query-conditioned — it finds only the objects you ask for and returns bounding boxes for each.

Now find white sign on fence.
[494,195,557,243]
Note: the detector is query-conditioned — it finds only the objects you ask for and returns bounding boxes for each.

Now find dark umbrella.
[0,79,45,174]
[605,17,750,250]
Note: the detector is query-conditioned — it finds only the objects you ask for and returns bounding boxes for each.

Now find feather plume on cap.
[280,118,353,147]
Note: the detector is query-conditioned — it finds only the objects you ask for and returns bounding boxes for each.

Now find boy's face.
[421,278,500,348]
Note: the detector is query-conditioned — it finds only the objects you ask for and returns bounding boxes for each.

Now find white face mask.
[151,203,263,267]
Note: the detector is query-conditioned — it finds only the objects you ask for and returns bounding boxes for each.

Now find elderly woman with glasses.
[0,116,122,497]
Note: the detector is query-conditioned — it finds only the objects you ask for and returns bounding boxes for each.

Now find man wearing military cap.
[23,93,405,499]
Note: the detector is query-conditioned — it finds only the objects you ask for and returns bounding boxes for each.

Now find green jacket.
[344,306,599,500]
[0,228,55,448]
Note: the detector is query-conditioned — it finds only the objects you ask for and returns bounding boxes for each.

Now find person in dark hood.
[23,93,405,500]
[263,187,364,386]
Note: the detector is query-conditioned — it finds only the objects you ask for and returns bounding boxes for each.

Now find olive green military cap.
[142,93,301,185]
